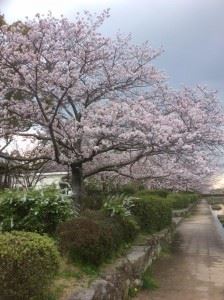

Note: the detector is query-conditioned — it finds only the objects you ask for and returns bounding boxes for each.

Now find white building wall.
[35,172,68,188]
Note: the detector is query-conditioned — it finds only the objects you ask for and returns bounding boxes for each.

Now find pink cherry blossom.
[0,11,223,199]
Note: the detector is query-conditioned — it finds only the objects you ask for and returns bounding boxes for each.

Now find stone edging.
[67,204,195,300]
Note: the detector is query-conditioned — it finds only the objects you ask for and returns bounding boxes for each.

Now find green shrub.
[0,231,59,300]
[103,193,136,218]
[82,179,106,210]
[167,192,198,210]
[128,286,139,297]
[116,215,139,243]
[57,217,112,266]
[57,211,139,266]
[135,189,168,198]
[81,191,105,210]
[81,181,145,210]
[0,186,74,234]
[142,268,159,290]
[117,183,144,195]
[82,209,107,221]
[82,210,123,251]
[131,196,172,233]
[82,209,139,245]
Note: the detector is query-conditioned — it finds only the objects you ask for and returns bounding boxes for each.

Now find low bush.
[167,192,198,210]
[135,189,168,198]
[81,191,105,210]
[131,196,172,233]
[57,210,139,266]
[81,181,146,210]
[117,183,145,195]
[0,231,59,300]
[82,209,130,250]
[103,193,136,218]
[142,268,159,290]
[0,186,74,234]
[57,217,111,266]
[82,180,106,210]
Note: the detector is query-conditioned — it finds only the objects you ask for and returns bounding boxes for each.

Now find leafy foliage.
[135,189,169,198]
[57,217,112,266]
[82,189,105,210]
[142,268,159,290]
[57,210,139,266]
[167,192,198,209]
[131,195,172,233]
[0,231,59,300]
[0,186,75,234]
[116,183,145,195]
[103,193,136,217]
[82,209,139,248]
[81,181,144,211]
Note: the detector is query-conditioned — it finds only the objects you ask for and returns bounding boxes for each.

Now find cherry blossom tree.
[90,147,220,192]
[143,151,219,192]
[84,85,224,191]
[0,11,223,203]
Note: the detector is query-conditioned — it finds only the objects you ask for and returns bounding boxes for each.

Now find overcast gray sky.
[1,0,223,98]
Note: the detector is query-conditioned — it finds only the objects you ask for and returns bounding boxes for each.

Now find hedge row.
[0,188,198,299]
[135,190,198,206]
[131,195,172,233]
[167,192,198,209]
[56,191,198,267]
[0,187,198,237]
[57,210,139,266]
[0,231,59,300]
[0,187,74,234]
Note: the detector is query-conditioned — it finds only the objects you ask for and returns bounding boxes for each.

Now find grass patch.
[185,212,192,218]
[46,241,134,300]
[47,257,99,300]
[142,268,159,290]
[128,286,139,297]
[160,243,171,258]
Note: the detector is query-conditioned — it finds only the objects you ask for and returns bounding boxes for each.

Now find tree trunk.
[71,162,83,208]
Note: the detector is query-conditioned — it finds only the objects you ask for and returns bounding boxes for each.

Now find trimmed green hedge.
[57,210,139,266]
[116,183,145,195]
[131,195,172,233]
[135,189,169,198]
[0,231,59,300]
[167,192,198,209]
[0,186,198,275]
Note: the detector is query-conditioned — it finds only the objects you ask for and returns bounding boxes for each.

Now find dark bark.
[71,162,83,207]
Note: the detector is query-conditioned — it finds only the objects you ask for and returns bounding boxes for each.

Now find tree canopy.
[0,10,223,198]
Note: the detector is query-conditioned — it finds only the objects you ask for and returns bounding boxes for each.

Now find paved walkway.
[135,201,224,300]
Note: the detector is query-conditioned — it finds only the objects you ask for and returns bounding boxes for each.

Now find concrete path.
[135,201,224,300]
